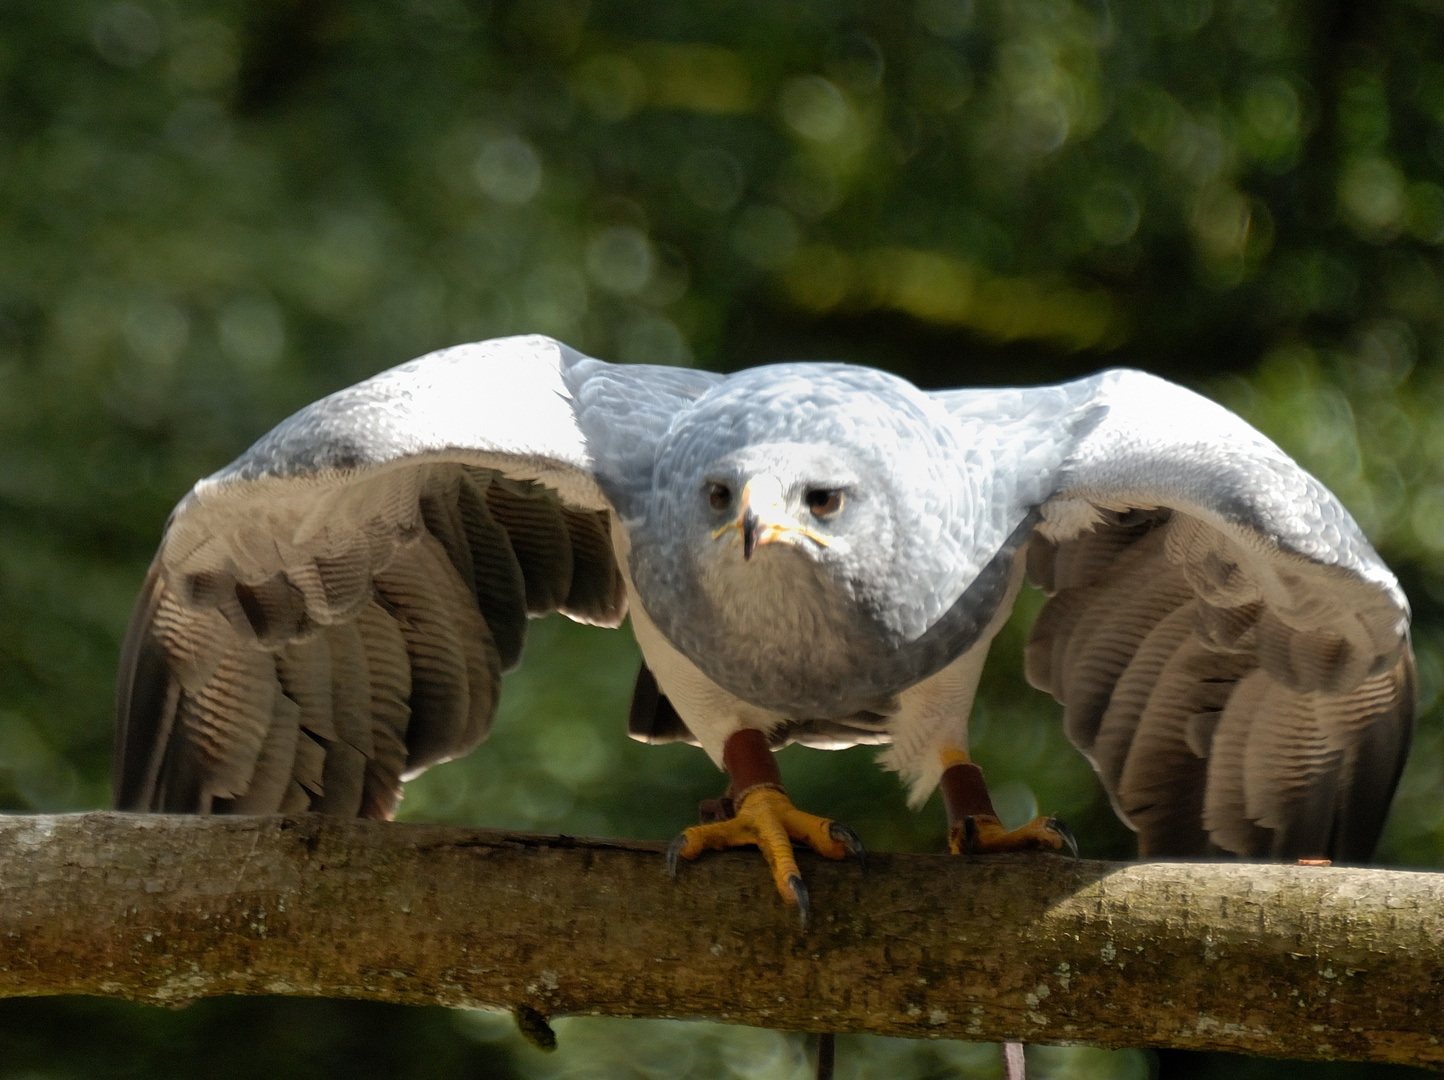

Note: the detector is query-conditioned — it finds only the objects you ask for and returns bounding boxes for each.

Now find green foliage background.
[0,0,1441,1076]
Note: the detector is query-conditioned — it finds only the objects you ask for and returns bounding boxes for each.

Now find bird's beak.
[741,504,762,560]
[713,477,830,560]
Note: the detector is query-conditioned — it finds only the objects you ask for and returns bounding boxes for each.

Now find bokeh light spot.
[1190,186,1273,275]
[217,296,285,370]
[90,2,161,68]
[521,264,588,334]
[538,719,613,785]
[990,779,1039,831]
[1240,76,1301,163]
[641,244,690,307]
[617,313,692,367]
[1123,82,1184,152]
[1340,156,1407,238]
[779,76,852,143]
[1411,487,1444,553]
[475,136,543,205]
[586,227,653,296]
[1406,182,1444,244]
[1165,114,1228,185]
[123,298,189,369]
[1340,73,1391,150]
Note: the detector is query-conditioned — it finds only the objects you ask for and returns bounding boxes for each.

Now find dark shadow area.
[0,997,519,1080]
[1152,1049,1439,1080]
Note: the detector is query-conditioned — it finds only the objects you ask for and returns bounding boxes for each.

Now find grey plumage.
[113,335,1414,862]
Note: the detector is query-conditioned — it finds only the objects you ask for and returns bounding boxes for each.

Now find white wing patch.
[114,337,631,818]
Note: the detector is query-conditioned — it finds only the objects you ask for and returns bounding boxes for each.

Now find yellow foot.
[667,787,865,927]
[948,813,1079,858]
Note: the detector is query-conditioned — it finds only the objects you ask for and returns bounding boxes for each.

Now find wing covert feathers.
[1020,369,1412,861]
[115,338,633,818]
[1027,509,1413,861]
[115,463,625,816]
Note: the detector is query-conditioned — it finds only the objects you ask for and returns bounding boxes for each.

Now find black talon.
[666,833,688,879]
[962,815,979,860]
[787,873,810,932]
[828,822,867,872]
[1048,817,1079,859]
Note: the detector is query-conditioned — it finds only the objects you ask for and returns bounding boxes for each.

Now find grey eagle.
[113,334,1414,909]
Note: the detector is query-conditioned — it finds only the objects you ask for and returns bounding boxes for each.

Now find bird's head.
[659,438,912,643]
[696,443,881,570]
[639,362,970,655]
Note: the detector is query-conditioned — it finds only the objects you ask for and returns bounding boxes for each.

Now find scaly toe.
[950,813,1074,856]
[663,787,859,910]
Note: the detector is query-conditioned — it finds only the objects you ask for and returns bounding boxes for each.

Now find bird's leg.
[939,748,1060,1080]
[667,728,865,922]
[940,748,1077,857]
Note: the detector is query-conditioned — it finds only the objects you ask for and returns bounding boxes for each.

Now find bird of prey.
[113,334,1414,918]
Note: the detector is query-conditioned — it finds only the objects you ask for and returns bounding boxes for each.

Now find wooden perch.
[0,812,1440,1065]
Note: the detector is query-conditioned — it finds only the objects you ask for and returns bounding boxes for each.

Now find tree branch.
[2,813,1440,1065]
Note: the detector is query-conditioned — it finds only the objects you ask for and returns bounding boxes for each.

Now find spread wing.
[940,369,1414,861]
[113,335,715,818]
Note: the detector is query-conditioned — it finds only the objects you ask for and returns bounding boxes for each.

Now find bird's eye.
[806,488,844,518]
[707,483,732,512]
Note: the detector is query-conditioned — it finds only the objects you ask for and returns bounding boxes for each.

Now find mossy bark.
[0,813,1440,1064]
